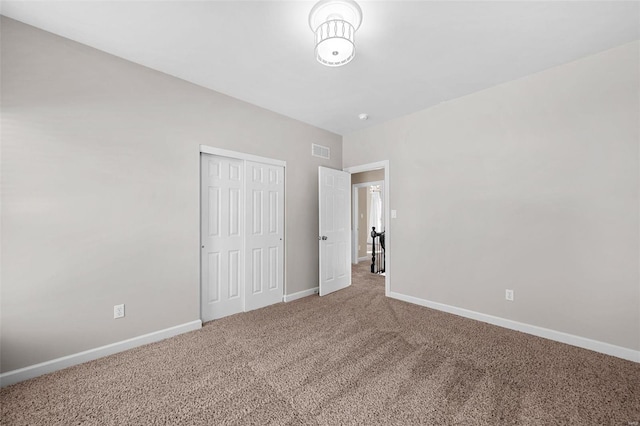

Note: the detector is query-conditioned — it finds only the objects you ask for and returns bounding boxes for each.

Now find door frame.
[199,145,287,321]
[352,180,384,264]
[344,160,390,297]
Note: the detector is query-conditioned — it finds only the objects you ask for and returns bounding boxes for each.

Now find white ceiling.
[1,1,638,135]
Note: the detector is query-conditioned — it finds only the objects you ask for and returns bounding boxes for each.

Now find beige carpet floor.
[2,262,639,425]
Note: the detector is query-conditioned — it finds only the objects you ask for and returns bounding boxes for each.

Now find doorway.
[352,179,384,265]
[343,161,390,297]
[200,146,286,322]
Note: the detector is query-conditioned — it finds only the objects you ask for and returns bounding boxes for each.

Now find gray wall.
[343,42,640,351]
[0,17,342,372]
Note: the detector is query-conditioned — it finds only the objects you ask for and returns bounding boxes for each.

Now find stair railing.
[370,227,385,274]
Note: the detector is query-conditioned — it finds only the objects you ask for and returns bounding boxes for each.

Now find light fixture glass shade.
[314,20,355,67]
[309,0,362,67]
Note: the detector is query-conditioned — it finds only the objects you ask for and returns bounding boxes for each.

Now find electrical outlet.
[505,289,514,301]
[114,304,125,319]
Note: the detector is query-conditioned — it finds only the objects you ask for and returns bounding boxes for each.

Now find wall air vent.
[312,143,330,160]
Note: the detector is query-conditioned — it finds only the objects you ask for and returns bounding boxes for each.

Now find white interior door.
[201,154,244,321]
[245,161,284,311]
[319,166,351,296]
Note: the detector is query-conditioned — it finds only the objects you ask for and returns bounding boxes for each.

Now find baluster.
[369,227,386,274]
[380,231,385,273]
[370,226,376,273]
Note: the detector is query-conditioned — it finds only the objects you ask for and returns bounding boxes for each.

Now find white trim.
[351,185,358,264]
[344,161,390,297]
[351,228,358,263]
[0,320,202,387]
[200,145,286,168]
[358,256,369,262]
[388,291,640,363]
[345,161,387,174]
[353,181,383,189]
[283,287,319,302]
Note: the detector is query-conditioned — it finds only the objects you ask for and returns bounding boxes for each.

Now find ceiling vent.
[312,143,330,159]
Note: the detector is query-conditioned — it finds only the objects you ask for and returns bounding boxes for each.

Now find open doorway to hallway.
[344,161,390,296]
[351,171,385,272]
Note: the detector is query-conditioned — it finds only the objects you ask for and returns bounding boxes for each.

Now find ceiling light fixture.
[309,0,363,67]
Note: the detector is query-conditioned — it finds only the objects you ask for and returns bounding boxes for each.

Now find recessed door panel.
[336,192,346,232]
[269,169,278,184]
[208,188,220,237]
[253,190,263,235]
[229,188,240,236]
[229,163,241,181]
[269,247,278,290]
[252,248,263,294]
[208,252,220,303]
[229,250,240,299]
[253,166,263,183]
[325,193,334,233]
[325,243,335,282]
[208,160,220,178]
[337,242,347,279]
[269,191,278,234]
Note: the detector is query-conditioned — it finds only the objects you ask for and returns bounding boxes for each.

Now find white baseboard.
[284,287,319,302]
[358,256,369,262]
[0,320,202,387]
[388,291,640,363]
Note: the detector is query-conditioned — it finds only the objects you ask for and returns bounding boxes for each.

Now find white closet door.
[201,154,244,322]
[245,161,284,311]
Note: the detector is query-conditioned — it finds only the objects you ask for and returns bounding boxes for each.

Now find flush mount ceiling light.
[309,0,363,67]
